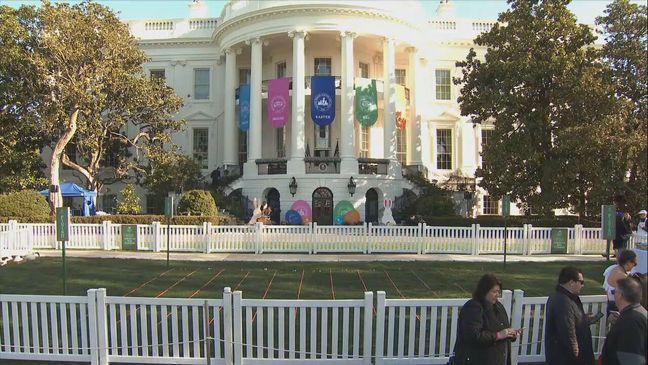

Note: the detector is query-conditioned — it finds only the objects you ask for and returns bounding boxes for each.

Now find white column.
[287,30,306,175]
[382,38,397,175]
[340,31,358,174]
[244,37,263,175]
[407,47,422,166]
[223,48,238,167]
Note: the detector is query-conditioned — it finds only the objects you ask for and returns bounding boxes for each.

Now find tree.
[455,0,615,215]
[141,146,205,198]
[592,0,647,213]
[115,184,141,214]
[0,2,183,213]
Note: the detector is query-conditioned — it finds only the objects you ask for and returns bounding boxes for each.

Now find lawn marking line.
[124,268,175,297]
[189,268,225,298]
[233,271,251,292]
[156,269,199,298]
[329,269,336,300]
[410,270,440,298]
[297,269,305,299]
[356,270,376,316]
[453,282,471,296]
[252,270,278,323]
[384,270,421,321]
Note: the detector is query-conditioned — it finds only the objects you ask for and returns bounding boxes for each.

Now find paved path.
[37,249,607,263]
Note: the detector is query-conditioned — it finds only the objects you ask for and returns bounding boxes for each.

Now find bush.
[177,190,218,216]
[0,190,50,217]
[115,184,141,214]
[411,215,599,227]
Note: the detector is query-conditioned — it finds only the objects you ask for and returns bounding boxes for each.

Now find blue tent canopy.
[40,182,97,216]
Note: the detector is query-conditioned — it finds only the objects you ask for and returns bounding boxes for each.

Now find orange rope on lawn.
[189,268,225,298]
[155,269,198,298]
[410,270,440,298]
[297,269,305,299]
[385,270,421,321]
[233,271,251,292]
[357,270,376,315]
[252,270,278,323]
[124,268,175,297]
[329,269,336,300]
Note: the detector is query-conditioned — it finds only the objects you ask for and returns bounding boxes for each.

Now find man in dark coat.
[545,266,595,365]
[600,277,647,365]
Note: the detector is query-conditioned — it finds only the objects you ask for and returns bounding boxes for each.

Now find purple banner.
[267,78,290,128]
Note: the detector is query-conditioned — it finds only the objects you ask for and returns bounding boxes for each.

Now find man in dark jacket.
[545,266,595,365]
[600,277,647,365]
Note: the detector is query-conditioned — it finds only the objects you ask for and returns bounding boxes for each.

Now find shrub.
[0,190,50,217]
[177,190,217,216]
[115,184,141,214]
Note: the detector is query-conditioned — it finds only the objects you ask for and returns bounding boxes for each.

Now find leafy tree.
[592,0,647,214]
[141,146,204,198]
[115,184,141,214]
[0,2,183,213]
[455,0,615,215]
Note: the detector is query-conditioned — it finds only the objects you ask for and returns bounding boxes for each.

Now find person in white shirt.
[636,209,647,244]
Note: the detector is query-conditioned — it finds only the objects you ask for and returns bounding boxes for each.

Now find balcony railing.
[256,158,287,175]
[305,157,340,174]
[358,158,389,175]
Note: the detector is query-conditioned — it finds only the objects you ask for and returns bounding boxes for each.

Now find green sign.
[502,195,510,218]
[551,228,568,254]
[164,196,174,218]
[601,205,616,240]
[56,207,70,241]
[121,225,138,251]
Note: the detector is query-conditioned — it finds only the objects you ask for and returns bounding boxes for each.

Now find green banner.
[355,78,378,127]
[551,228,568,254]
[502,195,510,218]
[121,225,138,251]
[56,207,70,241]
[601,205,616,240]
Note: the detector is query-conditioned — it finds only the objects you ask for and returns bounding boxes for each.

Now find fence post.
[363,222,369,254]
[574,224,583,255]
[203,222,212,254]
[95,288,109,365]
[101,221,111,250]
[417,223,424,255]
[523,224,531,256]
[313,222,318,254]
[471,224,480,255]
[87,289,99,365]
[255,222,263,254]
[231,289,242,365]
[8,220,17,249]
[510,289,525,365]
[223,287,234,365]
[363,292,373,365]
[152,222,161,252]
[375,291,386,365]
[367,223,373,254]
[308,223,314,255]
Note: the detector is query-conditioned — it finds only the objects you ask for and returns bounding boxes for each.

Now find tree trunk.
[48,108,80,215]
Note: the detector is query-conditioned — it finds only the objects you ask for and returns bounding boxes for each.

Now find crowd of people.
[450,262,647,365]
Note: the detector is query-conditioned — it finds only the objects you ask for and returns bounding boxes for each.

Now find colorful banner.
[267,78,290,128]
[354,78,378,127]
[310,76,336,126]
[395,84,407,130]
[239,84,250,131]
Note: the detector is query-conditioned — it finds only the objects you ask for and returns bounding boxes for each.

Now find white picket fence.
[0,220,611,255]
[0,288,608,364]
[0,227,33,258]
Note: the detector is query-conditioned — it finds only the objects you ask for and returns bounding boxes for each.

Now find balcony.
[256,159,287,175]
[358,158,389,175]
[305,157,341,174]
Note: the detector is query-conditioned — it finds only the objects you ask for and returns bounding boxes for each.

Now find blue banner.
[239,84,250,131]
[310,76,335,126]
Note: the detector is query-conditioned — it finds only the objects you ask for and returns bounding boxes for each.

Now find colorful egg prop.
[290,200,312,220]
[334,215,344,225]
[285,209,303,225]
[343,209,360,225]
[302,216,312,225]
[333,200,354,219]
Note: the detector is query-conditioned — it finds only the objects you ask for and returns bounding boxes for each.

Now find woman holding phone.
[451,274,522,365]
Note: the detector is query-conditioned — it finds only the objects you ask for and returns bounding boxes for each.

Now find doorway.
[312,187,333,225]
[365,188,379,224]
[266,188,281,224]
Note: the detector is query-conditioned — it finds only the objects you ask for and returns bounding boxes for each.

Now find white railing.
[0,288,608,365]
[2,220,609,255]
[1,224,33,257]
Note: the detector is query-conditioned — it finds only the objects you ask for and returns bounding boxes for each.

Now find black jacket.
[545,285,595,365]
[453,299,512,365]
[600,303,647,365]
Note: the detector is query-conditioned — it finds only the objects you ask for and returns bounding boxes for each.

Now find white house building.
[59,0,527,222]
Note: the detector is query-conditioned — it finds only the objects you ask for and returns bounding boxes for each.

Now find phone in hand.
[591,312,604,323]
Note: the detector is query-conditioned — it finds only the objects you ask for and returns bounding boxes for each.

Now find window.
[238,130,247,165]
[276,127,286,158]
[150,69,165,81]
[103,143,122,168]
[359,126,370,158]
[63,139,77,170]
[396,128,407,165]
[194,68,210,100]
[359,62,369,78]
[483,195,500,215]
[146,194,164,215]
[314,58,332,76]
[276,62,287,78]
[481,129,494,167]
[436,128,452,170]
[314,125,330,152]
[100,194,116,214]
[435,69,451,100]
[395,69,407,86]
[193,128,208,169]
[239,68,250,85]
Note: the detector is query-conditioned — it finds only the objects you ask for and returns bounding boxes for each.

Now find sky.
[0,0,627,24]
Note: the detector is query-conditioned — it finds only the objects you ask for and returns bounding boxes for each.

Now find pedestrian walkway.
[38,249,606,263]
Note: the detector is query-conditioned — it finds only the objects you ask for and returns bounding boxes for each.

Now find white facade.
[64,0,530,220]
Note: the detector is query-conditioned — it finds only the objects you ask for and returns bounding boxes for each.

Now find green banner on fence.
[121,225,138,251]
[551,228,568,254]
[56,207,70,242]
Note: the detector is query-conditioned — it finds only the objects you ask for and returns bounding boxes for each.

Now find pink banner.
[267,78,290,128]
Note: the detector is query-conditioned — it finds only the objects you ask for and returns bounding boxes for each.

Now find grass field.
[1,257,611,299]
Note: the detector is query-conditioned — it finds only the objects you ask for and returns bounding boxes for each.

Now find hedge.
[0,214,243,225]
[0,190,50,217]
[411,215,600,228]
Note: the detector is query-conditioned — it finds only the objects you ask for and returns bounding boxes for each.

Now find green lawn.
[0,257,610,299]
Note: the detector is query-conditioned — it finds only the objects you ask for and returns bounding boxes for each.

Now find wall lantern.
[289,177,298,197]
[347,176,357,197]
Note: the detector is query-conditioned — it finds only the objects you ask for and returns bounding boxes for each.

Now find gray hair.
[617,277,642,304]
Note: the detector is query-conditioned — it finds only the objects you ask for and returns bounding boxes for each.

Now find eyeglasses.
[577,279,585,285]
